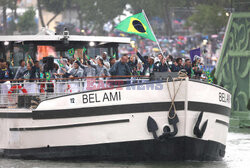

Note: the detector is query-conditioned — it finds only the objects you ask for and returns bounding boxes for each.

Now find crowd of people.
[0,50,206,95]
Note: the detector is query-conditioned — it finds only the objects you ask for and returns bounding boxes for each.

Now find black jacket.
[0,68,14,83]
[171,64,183,72]
[23,67,36,82]
[153,61,169,72]
[136,52,150,75]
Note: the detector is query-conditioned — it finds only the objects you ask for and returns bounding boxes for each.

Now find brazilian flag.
[68,48,75,57]
[115,12,157,42]
[45,72,51,81]
[26,55,32,64]
[57,60,64,68]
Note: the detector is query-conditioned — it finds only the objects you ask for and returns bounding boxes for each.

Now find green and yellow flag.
[45,72,51,81]
[68,48,75,57]
[57,60,64,68]
[26,55,32,64]
[113,53,116,59]
[115,12,157,42]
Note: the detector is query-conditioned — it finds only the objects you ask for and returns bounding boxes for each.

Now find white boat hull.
[0,78,231,161]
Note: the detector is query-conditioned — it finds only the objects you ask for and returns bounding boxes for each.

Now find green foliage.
[248,99,250,110]
[42,0,69,14]
[188,4,228,34]
[1,0,244,35]
[126,0,187,36]
[0,0,7,6]
[72,0,127,34]
[38,0,69,27]
[17,7,37,34]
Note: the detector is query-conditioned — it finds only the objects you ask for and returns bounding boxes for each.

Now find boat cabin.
[0,30,131,69]
[0,30,131,108]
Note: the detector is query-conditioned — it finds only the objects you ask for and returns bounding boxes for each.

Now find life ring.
[40,84,45,93]
[8,85,28,102]
[8,85,28,94]
[65,84,72,93]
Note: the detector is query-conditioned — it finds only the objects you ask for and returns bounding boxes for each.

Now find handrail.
[0,77,151,108]
[0,75,150,82]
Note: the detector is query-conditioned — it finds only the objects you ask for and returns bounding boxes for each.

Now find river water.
[0,130,249,168]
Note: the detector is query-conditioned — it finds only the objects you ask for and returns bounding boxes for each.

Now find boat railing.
[0,72,212,109]
[0,76,150,109]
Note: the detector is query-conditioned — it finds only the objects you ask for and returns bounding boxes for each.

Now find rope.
[166,74,186,119]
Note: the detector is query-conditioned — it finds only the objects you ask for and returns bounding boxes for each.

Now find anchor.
[193,111,208,138]
[147,116,159,139]
[147,105,179,140]
[159,106,179,139]
[147,78,182,140]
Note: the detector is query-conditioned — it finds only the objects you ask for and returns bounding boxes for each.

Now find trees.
[17,7,37,34]
[188,4,228,34]
[126,0,232,36]
[0,0,7,34]
[0,0,240,36]
[72,0,127,35]
[0,0,19,34]
[126,0,187,36]
[37,0,69,28]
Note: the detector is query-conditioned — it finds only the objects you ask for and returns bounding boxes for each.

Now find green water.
[0,131,249,168]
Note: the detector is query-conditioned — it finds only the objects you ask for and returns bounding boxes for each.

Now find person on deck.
[6,61,14,80]
[0,60,12,104]
[90,57,110,78]
[23,62,39,94]
[76,59,96,77]
[109,54,131,76]
[0,61,14,81]
[14,60,27,80]
[166,55,174,70]
[101,52,110,70]
[136,52,154,76]
[128,55,138,75]
[33,60,41,80]
[109,54,131,85]
[153,53,170,72]
[76,58,97,91]
[53,64,67,94]
[184,59,192,78]
[109,58,116,68]
[171,57,183,72]
[66,61,84,93]
[192,56,203,78]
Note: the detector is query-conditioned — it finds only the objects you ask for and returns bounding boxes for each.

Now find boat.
[0,29,231,161]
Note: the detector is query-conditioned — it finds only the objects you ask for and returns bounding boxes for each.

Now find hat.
[154,57,160,63]
[149,56,155,60]
[194,55,201,61]
[96,55,103,60]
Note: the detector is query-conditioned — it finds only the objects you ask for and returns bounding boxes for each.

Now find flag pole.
[142,9,164,56]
